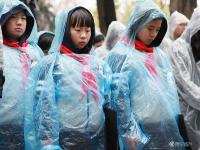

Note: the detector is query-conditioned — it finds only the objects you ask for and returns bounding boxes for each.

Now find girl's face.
[4,11,27,41]
[70,25,91,49]
[137,19,162,46]
[174,23,187,40]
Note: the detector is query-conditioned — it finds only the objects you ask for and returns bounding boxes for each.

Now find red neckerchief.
[60,45,99,104]
[134,40,157,77]
[123,37,157,77]
[134,40,153,53]
[3,39,30,85]
[3,39,29,48]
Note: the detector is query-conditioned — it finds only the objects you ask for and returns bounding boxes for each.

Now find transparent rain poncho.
[107,0,184,149]
[171,7,200,150]
[0,0,43,149]
[24,7,112,150]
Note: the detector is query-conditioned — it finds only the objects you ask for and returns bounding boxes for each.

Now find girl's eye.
[75,28,81,32]
[85,27,91,32]
[148,28,153,31]
[22,17,27,20]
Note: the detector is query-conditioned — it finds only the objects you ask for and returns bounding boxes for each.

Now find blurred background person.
[95,21,125,60]
[37,31,54,55]
[160,11,189,57]
[93,31,105,49]
[169,11,189,40]
[171,7,200,150]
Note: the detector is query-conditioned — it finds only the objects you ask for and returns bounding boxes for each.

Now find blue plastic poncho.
[0,0,43,149]
[171,7,200,150]
[107,0,184,149]
[24,6,111,150]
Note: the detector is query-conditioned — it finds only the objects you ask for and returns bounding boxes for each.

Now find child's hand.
[125,137,138,150]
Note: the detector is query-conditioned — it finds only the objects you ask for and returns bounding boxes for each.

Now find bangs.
[70,8,94,28]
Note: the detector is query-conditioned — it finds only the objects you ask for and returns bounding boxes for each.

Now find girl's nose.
[80,31,87,38]
[16,18,23,25]
[80,32,87,38]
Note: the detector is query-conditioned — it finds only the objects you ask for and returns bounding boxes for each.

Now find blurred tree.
[115,0,136,25]
[20,0,37,18]
[170,0,197,18]
[35,0,55,31]
[97,0,116,35]
[90,7,99,32]
[155,0,170,16]
[96,0,170,35]
[20,0,55,31]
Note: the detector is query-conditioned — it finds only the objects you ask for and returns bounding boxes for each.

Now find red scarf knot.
[3,40,28,48]
[134,40,153,53]
[3,40,30,85]
[134,40,157,77]
[60,45,99,104]
[123,37,157,77]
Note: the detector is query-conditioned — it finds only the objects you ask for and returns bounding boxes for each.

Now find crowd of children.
[0,0,199,150]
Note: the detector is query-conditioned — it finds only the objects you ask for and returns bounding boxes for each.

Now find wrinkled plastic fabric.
[104,21,125,50]
[0,44,43,123]
[0,0,44,149]
[159,36,174,58]
[106,0,184,149]
[95,21,125,60]
[171,7,200,150]
[24,7,112,150]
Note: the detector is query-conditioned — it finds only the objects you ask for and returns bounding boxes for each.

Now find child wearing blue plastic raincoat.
[0,0,44,149]
[24,6,112,150]
[107,0,185,149]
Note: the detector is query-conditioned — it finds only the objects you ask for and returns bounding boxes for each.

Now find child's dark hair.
[69,8,94,28]
[62,7,95,54]
[38,32,54,55]
[94,34,105,44]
